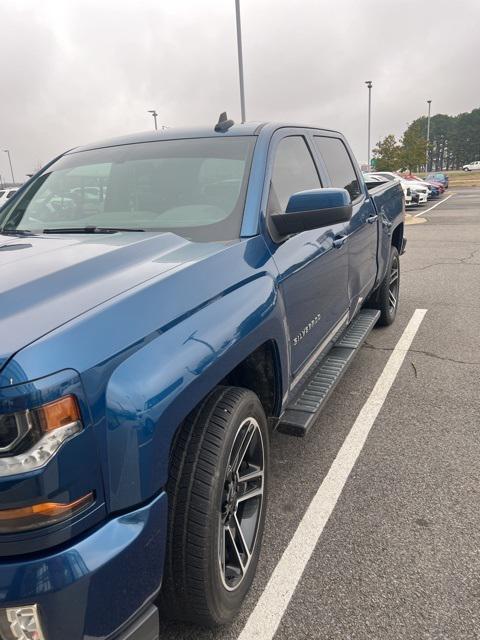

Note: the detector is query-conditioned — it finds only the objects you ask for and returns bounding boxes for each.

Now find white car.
[399,180,414,205]
[372,172,429,205]
[364,172,413,205]
[462,160,480,171]
[409,184,428,205]
[0,187,18,207]
[399,180,428,205]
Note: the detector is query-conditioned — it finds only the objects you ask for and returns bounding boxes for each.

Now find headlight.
[0,396,82,477]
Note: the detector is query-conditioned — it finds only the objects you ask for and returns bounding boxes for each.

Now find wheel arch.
[104,276,288,512]
[220,340,283,420]
[391,222,404,253]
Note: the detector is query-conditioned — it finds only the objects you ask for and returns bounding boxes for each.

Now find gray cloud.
[1,0,479,180]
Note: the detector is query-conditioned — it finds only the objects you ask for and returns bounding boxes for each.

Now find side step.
[277,309,380,437]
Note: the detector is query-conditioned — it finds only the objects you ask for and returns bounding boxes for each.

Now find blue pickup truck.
[0,118,404,640]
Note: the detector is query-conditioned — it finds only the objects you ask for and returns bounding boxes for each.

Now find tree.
[399,121,427,172]
[372,134,401,171]
[428,114,453,170]
[451,109,480,168]
[400,107,480,170]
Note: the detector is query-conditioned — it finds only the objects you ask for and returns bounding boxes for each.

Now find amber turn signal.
[0,492,94,533]
[38,395,81,432]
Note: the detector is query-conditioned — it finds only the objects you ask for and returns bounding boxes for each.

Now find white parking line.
[238,309,428,640]
[414,193,454,217]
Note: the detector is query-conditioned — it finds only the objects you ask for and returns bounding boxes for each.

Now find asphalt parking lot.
[158,188,480,640]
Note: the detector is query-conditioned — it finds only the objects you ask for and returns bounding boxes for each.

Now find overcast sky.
[1,0,479,181]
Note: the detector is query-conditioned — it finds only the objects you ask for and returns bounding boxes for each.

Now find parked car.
[401,174,440,199]
[427,181,444,194]
[462,160,480,172]
[370,171,428,205]
[410,185,428,204]
[364,172,412,206]
[409,179,441,198]
[0,187,18,207]
[0,119,405,640]
[425,172,448,189]
[411,191,420,205]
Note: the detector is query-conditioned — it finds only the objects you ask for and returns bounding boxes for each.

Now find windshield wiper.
[0,229,36,236]
[42,226,146,234]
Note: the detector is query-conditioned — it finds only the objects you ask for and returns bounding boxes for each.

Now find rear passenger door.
[314,135,378,315]
[265,132,350,377]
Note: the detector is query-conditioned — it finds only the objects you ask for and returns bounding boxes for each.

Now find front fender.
[104,274,288,512]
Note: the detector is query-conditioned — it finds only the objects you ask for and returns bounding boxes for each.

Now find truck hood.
[0,232,233,370]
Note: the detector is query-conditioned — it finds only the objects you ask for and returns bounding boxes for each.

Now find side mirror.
[270,188,352,236]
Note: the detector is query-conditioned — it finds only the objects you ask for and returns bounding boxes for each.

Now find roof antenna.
[215,112,235,133]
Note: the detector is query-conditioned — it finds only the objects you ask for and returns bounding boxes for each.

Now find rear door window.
[314,137,362,201]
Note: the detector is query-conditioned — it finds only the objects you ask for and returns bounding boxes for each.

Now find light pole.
[426,99,432,171]
[3,150,15,184]
[148,110,158,130]
[365,81,373,169]
[235,0,246,123]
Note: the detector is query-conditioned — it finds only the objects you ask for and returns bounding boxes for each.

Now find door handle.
[367,214,378,224]
[333,235,348,248]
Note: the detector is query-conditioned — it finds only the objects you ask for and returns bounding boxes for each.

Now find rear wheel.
[158,386,269,626]
[368,246,400,326]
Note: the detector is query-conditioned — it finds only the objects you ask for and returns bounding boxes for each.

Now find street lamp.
[235,0,246,123]
[365,81,373,169]
[148,110,158,130]
[426,99,432,171]
[3,150,15,184]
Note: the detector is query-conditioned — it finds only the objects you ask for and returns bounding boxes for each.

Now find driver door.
[266,132,350,377]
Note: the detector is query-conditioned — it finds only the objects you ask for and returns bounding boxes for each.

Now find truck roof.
[71,122,342,153]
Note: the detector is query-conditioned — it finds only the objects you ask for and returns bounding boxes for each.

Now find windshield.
[376,173,396,181]
[0,137,256,241]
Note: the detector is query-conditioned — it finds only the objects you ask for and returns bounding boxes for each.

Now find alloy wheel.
[388,255,399,313]
[219,417,265,591]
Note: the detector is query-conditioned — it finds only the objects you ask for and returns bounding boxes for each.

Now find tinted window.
[268,136,321,213]
[315,137,362,200]
[6,190,16,199]
[0,191,4,198]
[1,137,255,242]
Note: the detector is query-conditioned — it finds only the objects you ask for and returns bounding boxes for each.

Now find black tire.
[158,386,269,627]
[368,246,400,326]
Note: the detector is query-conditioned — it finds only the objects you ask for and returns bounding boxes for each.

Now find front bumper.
[0,492,166,640]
